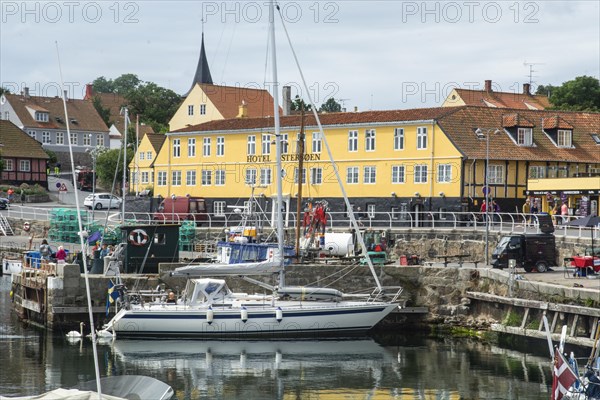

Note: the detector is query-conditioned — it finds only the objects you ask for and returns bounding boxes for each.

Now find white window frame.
[201,170,212,186]
[363,166,376,184]
[417,127,428,149]
[294,167,306,184]
[214,201,226,217]
[281,133,289,154]
[367,204,376,219]
[20,160,31,172]
[200,104,206,115]
[392,165,405,184]
[42,131,51,144]
[188,138,196,157]
[260,168,272,185]
[173,139,181,158]
[172,170,182,186]
[312,132,322,153]
[262,134,271,155]
[247,135,256,155]
[141,171,149,184]
[348,130,358,152]
[157,171,167,186]
[69,132,77,145]
[365,129,376,152]
[437,164,452,183]
[216,137,225,156]
[188,105,194,116]
[215,170,226,186]
[557,129,572,148]
[186,170,196,186]
[517,128,533,146]
[28,130,36,139]
[4,159,13,171]
[35,112,49,122]
[82,134,91,146]
[245,168,257,185]
[96,134,104,146]
[529,165,545,179]
[346,166,359,184]
[394,128,404,150]
[488,165,504,184]
[203,137,211,157]
[414,164,428,183]
[146,151,152,160]
[56,132,64,145]
[310,167,322,185]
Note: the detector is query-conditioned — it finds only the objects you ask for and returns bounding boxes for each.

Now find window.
[56,132,64,145]
[367,204,376,219]
[3,111,8,120]
[294,167,306,184]
[348,130,358,152]
[172,170,181,186]
[139,152,145,160]
[394,128,404,150]
[202,138,211,156]
[187,138,196,157]
[260,168,272,185]
[200,104,206,115]
[4,159,13,171]
[141,171,149,184]
[42,131,51,144]
[157,171,167,186]
[346,166,359,184]
[437,164,452,183]
[215,170,226,185]
[146,151,152,160]
[82,134,91,146]
[20,160,31,172]
[186,170,196,186]
[392,165,405,184]
[217,137,225,156]
[365,129,375,151]
[281,133,289,154]
[517,128,533,146]
[529,166,545,179]
[592,134,600,145]
[312,132,322,153]
[417,127,427,149]
[173,139,181,157]
[69,132,77,145]
[245,168,257,185]
[557,130,572,147]
[310,167,322,185]
[96,134,104,146]
[214,201,226,217]
[188,105,194,116]
[35,112,49,122]
[247,135,256,155]
[488,165,504,184]
[28,130,36,139]
[414,164,428,183]
[363,166,376,184]
[262,134,271,155]
[201,170,212,185]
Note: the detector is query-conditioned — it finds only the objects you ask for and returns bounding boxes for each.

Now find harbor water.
[0,276,556,399]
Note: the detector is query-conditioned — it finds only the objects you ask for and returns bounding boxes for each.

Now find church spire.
[188,29,213,94]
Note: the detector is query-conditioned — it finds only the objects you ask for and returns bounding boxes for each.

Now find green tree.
[539,76,600,112]
[92,76,114,93]
[127,82,182,131]
[92,96,112,126]
[113,74,141,95]
[0,87,10,96]
[95,148,133,194]
[290,95,312,112]
[319,98,342,113]
[44,149,57,165]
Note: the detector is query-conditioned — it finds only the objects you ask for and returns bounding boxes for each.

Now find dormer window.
[557,129,572,148]
[591,134,600,145]
[517,128,532,146]
[35,111,49,122]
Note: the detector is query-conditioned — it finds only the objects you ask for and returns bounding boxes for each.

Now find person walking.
[561,202,569,224]
[522,199,531,225]
[7,187,14,203]
[55,246,67,264]
[39,239,51,268]
[20,189,26,206]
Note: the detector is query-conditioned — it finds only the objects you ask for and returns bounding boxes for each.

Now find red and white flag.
[551,348,578,400]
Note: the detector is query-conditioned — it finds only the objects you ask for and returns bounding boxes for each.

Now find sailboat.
[100,0,402,338]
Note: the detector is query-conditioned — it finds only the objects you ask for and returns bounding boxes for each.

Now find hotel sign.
[246,154,321,163]
[526,190,600,195]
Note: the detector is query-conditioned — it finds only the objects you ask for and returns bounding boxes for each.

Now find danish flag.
[551,348,578,400]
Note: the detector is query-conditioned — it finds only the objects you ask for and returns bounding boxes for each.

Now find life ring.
[23,222,30,232]
[128,229,149,246]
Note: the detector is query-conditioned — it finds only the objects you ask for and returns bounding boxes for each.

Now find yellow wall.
[441,89,467,107]
[152,122,464,199]
[168,84,224,131]
[129,135,160,194]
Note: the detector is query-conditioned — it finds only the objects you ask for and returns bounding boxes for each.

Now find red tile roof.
[542,115,575,130]
[196,84,278,119]
[502,113,535,128]
[454,88,551,110]
[0,120,50,159]
[4,93,109,132]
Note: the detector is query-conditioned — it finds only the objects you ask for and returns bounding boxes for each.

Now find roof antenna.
[523,60,545,87]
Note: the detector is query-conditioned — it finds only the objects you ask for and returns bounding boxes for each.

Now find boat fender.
[275,307,283,323]
[206,306,214,325]
[241,306,248,323]
[23,222,30,232]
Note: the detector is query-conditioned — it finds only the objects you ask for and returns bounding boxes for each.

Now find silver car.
[84,193,122,210]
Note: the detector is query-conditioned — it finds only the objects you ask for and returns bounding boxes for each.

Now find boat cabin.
[183,278,233,305]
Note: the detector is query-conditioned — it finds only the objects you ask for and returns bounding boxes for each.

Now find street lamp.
[171,194,176,223]
[475,128,501,266]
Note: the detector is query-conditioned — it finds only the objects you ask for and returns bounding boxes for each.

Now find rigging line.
[55,41,103,399]
[99,137,123,258]
[275,8,382,291]
[219,18,238,85]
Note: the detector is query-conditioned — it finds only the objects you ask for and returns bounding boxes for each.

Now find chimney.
[282,86,291,116]
[84,84,94,99]
[354,106,358,112]
[24,87,30,98]
[237,100,248,118]
[523,83,531,95]
[484,80,492,92]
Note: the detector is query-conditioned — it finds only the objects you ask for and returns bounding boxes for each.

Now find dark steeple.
[188,32,213,94]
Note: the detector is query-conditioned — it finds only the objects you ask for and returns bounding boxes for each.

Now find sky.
[1,1,599,112]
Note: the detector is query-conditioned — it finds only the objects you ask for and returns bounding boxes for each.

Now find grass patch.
[503,310,521,327]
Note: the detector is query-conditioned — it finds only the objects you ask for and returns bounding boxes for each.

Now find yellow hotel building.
[143,105,599,222]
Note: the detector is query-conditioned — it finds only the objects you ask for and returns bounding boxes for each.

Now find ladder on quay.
[0,214,14,236]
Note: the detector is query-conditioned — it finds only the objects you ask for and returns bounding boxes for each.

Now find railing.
[3,207,598,242]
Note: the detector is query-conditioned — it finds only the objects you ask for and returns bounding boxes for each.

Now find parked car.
[0,198,8,210]
[84,193,122,210]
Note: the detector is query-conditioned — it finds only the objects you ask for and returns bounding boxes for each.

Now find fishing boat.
[100,0,402,339]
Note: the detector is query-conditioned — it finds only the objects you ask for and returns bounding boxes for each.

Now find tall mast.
[295,107,305,257]
[121,107,128,222]
[269,0,285,287]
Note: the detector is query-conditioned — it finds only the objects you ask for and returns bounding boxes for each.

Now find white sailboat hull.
[107,301,397,338]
